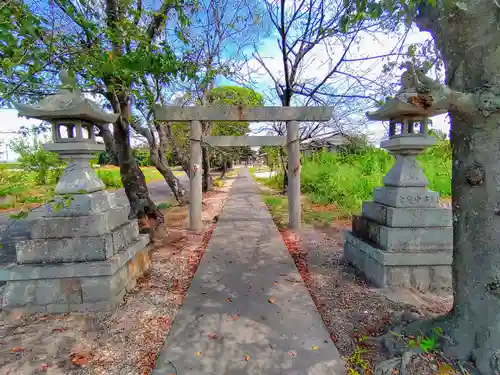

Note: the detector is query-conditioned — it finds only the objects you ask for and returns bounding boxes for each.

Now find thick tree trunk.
[109,95,163,231]
[409,2,500,374]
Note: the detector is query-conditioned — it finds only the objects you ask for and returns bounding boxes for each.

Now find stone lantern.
[0,71,150,314]
[343,66,453,291]
[13,70,114,195]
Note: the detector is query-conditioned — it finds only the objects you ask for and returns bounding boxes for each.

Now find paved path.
[153,170,343,375]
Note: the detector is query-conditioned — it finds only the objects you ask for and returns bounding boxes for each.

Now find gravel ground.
[277,221,453,373]
[0,180,233,375]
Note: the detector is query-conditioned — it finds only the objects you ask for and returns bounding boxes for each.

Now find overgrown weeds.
[259,141,451,216]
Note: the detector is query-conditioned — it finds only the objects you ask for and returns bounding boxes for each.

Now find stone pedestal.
[2,69,151,314]
[0,191,150,313]
[343,135,453,291]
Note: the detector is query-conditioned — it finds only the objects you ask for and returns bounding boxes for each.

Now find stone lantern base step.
[373,186,440,208]
[361,201,452,228]
[0,235,150,314]
[351,215,453,252]
[343,231,452,291]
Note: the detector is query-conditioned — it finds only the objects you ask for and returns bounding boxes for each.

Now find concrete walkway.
[153,169,343,375]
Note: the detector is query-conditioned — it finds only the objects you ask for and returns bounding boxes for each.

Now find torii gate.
[154,105,333,231]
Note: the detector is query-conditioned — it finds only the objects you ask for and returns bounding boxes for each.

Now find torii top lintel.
[154,105,333,122]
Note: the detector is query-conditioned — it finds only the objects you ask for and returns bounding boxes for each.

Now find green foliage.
[0,0,197,107]
[260,146,282,171]
[0,169,29,197]
[263,140,451,216]
[408,327,443,353]
[9,138,63,186]
[96,170,123,188]
[157,202,172,210]
[98,151,115,165]
[210,86,264,137]
[133,149,151,167]
[346,342,371,375]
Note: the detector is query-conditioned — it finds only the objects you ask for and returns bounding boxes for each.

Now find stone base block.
[1,235,150,314]
[352,215,452,252]
[29,204,130,239]
[373,186,439,208]
[16,220,139,264]
[30,191,118,217]
[362,201,452,228]
[343,231,452,291]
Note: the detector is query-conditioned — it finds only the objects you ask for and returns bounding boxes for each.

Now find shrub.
[264,140,451,216]
[9,138,63,185]
[133,149,151,167]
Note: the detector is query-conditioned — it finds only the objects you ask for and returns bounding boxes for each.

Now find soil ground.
[0,179,234,375]
[277,222,453,373]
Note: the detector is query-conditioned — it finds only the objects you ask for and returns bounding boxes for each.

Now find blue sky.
[0,6,450,161]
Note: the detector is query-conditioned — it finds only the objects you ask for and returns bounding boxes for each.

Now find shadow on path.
[153,170,344,375]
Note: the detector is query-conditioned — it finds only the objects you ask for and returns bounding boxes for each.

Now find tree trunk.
[220,157,228,179]
[109,95,163,231]
[410,3,500,374]
[155,122,188,205]
[149,148,188,205]
[162,121,191,176]
[202,146,213,192]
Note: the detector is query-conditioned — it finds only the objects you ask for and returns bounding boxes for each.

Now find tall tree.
[1,0,196,228]
[345,1,500,374]
[250,0,403,188]
[162,85,265,182]
[163,0,268,191]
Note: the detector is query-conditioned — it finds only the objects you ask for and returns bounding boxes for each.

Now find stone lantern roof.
[13,70,118,125]
[366,63,447,122]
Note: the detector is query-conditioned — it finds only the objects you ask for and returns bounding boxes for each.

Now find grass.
[248,165,270,175]
[0,162,22,170]
[256,140,452,226]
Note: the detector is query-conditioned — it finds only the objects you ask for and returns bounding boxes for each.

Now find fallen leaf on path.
[11,347,24,353]
[244,354,250,361]
[39,363,49,372]
[231,313,240,321]
[268,296,276,304]
[312,345,318,350]
[195,352,202,357]
[52,327,67,333]
[70,352,89,367]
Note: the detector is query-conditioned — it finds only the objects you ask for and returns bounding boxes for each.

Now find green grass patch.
[259,140,451,220]
[262,193,341,227]
[157,202,172,210]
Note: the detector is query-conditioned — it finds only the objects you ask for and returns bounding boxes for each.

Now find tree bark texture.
[202,146,213,192]
[413,2,500,374]
[108,94,163,230]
